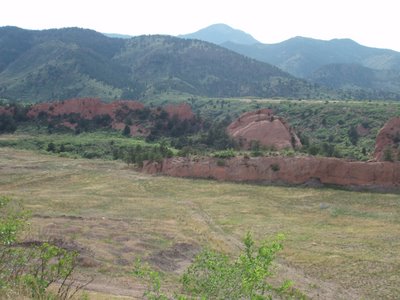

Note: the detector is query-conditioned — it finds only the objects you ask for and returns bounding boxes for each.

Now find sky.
[1,0,399,51]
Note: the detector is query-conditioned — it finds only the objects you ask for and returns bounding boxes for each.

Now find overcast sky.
[1,0,399,51]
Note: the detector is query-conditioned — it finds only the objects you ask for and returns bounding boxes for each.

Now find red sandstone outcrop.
[142,156,400,191]
[26,98,194,136]
[374,117,400,161]
[27,98,145,120]
[0,106,13,116]
[164,103,194,120]
[227,109,301,150]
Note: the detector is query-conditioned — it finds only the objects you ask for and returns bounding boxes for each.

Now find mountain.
[0,26,129,101]
[179,23,260,45]
[222,37,400,78]
[309,63,400,99]
[218,36,400,97]
[0,26,324,102]
[103,33,134,39]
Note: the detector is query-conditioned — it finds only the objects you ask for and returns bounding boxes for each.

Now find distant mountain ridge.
[181,24,400,97]
[0,26,325,102]
[222,37,400,77]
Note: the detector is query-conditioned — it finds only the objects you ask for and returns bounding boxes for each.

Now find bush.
[271,163,280,172]
[213,148,236,159]
[383,146,394,162]
[0,196,92,299]
[133,233,299,299]
[0,114,17,133]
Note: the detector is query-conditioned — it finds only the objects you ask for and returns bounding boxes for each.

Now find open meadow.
[0,147,399,299]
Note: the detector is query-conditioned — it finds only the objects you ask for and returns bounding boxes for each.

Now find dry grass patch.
[0,147,399,299]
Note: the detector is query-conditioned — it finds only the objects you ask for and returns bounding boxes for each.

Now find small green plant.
[271,163,280,172]
[132,258,169,300]
[213,148,236,159]
[133,233,298,299]
[216,159,226,166]
[182,233,292,299]
[250,140,263,157]
[383,146,394,162]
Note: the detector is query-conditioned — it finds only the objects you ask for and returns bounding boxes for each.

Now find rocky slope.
[374,117,400,161]
[142,156,400,191]
[227,109,302,150]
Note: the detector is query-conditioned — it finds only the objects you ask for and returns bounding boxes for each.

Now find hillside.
[0,26,324,102]
[179,23,260,45]
[221,37,400,77]
[309,63,400,99]
[115,35,323,99]
[0,26,129,101]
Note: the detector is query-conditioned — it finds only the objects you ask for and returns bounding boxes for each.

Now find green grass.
[0,147,399,299]
[0,131,163,160]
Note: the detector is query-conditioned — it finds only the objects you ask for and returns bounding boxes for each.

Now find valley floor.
[0,147,399,299]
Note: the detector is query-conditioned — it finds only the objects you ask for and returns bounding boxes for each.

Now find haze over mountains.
[182,24,400,98]
[1,24,400,102]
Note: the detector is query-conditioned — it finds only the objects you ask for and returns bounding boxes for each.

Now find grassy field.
[0,147,399,299]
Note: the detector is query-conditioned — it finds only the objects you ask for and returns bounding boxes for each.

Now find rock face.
[26,98,194,136]
[142,156,400,191]
[0,106,13,116]
[374,117,400,161]
[164,103,194,121]
[27,98,145,120]
[227,109,301,150]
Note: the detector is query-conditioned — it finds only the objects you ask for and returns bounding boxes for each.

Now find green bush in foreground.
[134,233,302,299]
[0,196,90,300]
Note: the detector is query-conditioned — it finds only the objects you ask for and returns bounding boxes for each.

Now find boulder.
[164,103,194,120]
[227,109,301,150]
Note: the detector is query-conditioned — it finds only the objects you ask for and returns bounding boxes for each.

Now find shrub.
[383,146,394,162]
[213,148,236,159]
[133,233,298,299]
[216,159,226,166]
[271,163,280,172]
[0,196,92,299]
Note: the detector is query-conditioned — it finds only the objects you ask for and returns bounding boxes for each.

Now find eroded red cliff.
[142,156,400,191]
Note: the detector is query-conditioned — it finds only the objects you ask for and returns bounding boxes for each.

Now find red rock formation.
[142,156,400,191]
[374,117,400,161]
[0,106,13,116]
[26,98,194,136]
[164,103,194,120]
[27,98,145,120]
[227,109,301,150]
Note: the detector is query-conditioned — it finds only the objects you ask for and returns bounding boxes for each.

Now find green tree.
[348,126,359,145]
[123,125,131,137]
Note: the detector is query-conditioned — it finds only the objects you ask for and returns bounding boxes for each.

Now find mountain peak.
[179,23,260,45]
